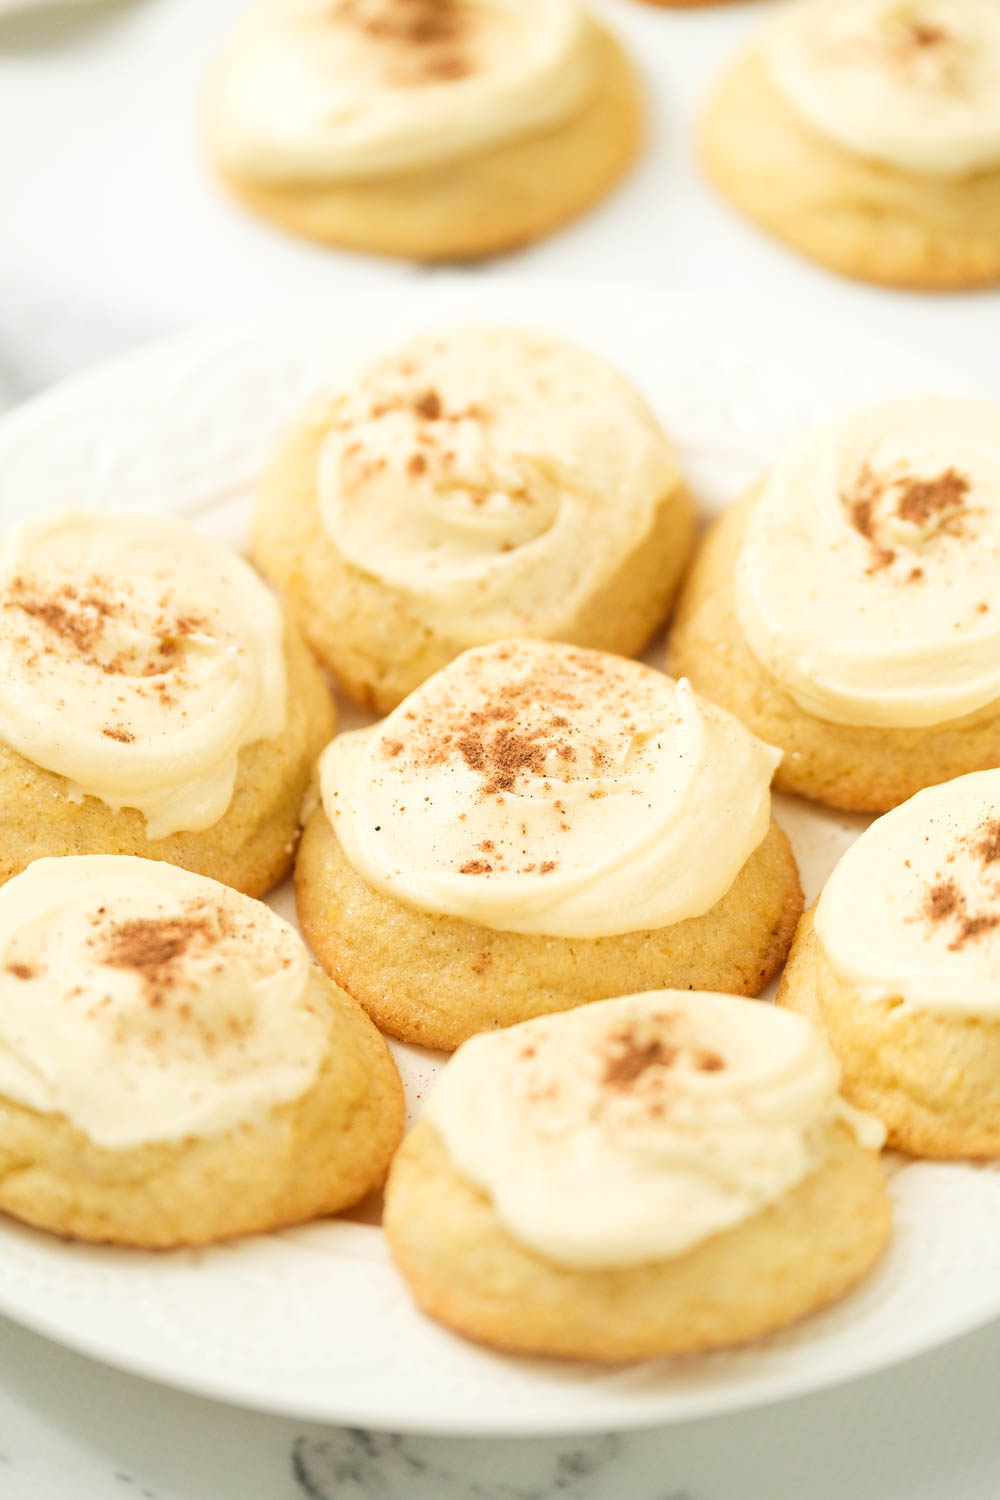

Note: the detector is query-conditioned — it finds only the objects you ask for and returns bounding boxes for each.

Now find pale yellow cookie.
[779,911,1000,1159]
[779,769,1000,1158]
[0,858,404,1247]
[668,488,1000,812]
[0,510,336,897]
[701,40,1000,290]
[0,617,335,897]
[253,328,694,714]
[384,993,890,1360]
[296,803,802,1050]
[298,640,802,1049]
[206,5,641,263]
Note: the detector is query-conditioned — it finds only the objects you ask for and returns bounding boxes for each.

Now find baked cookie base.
[209,24,641,263]
[779,909,1000,1159]
[0,972,404,1247]
[384,1119,890,1361]
[254,405,695,713]
[0,617,335,899]
[700,48,1000,291]
[667,489,1000,812]
[294,806,803,1051]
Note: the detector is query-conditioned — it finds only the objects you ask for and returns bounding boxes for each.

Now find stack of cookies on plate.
[3,317,998,1365]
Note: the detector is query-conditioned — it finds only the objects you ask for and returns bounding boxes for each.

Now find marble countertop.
[1,1,1000,1495]
[7,1311,1000,1500]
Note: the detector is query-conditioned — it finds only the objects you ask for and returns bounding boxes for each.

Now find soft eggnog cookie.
[254,326,694,714]
[701,0,1000,289]
[0,509,335,895]
[668,399,1000,812]
[0,857,403,1246]
[295,640,803,1050]
[384,990,889,1360]
[205,0,641,262]
[780,771,1000,1158]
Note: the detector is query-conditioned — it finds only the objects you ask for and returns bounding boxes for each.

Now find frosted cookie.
[779,771,1000,1158]
[254,327,694,713]
[205,0,641,262]
[0,509,334,895]
[0,857,403,1246]
[701,0,1000,289]
[668,400,1000,812]
[384,990,889,1360]
[295,640,803,1050]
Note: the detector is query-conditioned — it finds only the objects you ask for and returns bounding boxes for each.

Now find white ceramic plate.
[0,282,998,1435]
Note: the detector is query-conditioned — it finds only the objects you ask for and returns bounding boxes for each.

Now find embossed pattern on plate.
[0,284,990,1434]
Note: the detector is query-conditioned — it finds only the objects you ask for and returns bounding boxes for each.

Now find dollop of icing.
[767,0,1000,178]
[319,639,781,938]
[0,510,286,836]
[815,769,1000,1016]
[209,0,601,181]
[735,399,1000,728]
[313,326,682,640]
[427,990,883,1268]
[0,857,328,1148]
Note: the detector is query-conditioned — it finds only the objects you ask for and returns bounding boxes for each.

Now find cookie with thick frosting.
[780,771,1000,1157]
[701,0,1000,289]
[668,399,1000,810]
[384,990,889,1359]
[0,509,335,895]
[0,857,404,1246]
[204,0,641,261]
[253,326,694,714]
[295,639,803,1049]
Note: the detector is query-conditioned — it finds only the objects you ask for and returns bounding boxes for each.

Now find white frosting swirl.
[735,399,1000,729]
[319,640,781,938]
[209,0,600,183]
[0,857,329,1148]
[0,510,286,837]
[815,770,1000,1017]
[426,990,883,1268]
[313,327,681,640]
[767,0,1000,178]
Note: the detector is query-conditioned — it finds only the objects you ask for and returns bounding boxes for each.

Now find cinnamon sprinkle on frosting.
[975,819,1000,866]
[335,0,474,87]
[847,464,971,564]
[100,910,217,1008]
[602,1031,676,1087]
[920,874,1000,952]
[906,21,948,51]
[341,0,460,48]
[896,468,970,526]
[414,388,443,419]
